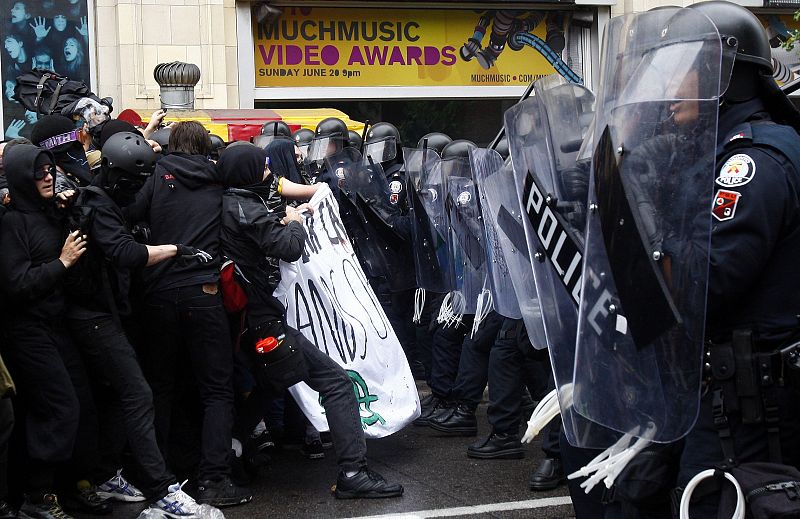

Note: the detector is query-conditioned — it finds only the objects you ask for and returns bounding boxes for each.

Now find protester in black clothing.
[125,121,252,508]
[63,131,222,517]
[216,144,404,499]
[0,143,91,519]
[264,138,305,185]
[30,115,92,190]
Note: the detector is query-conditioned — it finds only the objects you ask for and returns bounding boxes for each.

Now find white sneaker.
[96,469,146,502]
[149,481,223,518]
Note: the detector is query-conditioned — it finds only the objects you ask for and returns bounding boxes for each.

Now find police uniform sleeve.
[0,214,66,300]
[707,147,795,318]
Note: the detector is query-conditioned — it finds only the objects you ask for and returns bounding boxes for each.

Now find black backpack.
[13,70,107,116]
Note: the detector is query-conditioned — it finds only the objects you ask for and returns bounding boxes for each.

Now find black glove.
[176,244,213,263]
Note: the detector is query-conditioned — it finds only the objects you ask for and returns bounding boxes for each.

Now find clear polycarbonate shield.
[505,76,620,448]
[331,147,391,204]
[363,137,397,164]
[472,152,545,348]
[443,157,486,316]
[405,148,453,293]
[573,8,723,443]
[305,135,345,164]
[469,148,522,320]
[325,147,393,280]
[253,134,292,150]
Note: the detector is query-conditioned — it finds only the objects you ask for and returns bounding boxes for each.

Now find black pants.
[380,289,417,365]
[291,328,368,473]
[560,432,624,519]
[486,319,549,435]
[142,285,235,483]
[4,321,98,492]
[0,398,13,500]
[415,292,443,381]
[429,316,472,399]
[68,315,174,498]
[450,311,504,409]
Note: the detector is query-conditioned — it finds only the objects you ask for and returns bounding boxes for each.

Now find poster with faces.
[1,0,90,140]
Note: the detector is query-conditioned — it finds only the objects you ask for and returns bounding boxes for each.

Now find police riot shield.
[506,76,622,447]
[325,148,392,281]
[442,157,486,317]
[469,148,522,320]
[574,8,723,443]
[405,147,453,293]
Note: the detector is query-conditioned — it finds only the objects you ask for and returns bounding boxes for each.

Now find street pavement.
[82,387,576,519]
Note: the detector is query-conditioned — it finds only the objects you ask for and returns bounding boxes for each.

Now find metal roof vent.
[153,62,201,110]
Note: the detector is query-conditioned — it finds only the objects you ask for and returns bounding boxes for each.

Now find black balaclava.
[264,138,303,185]
[217,143,284,213]
[4,144,57,213]
[31,114,91,186]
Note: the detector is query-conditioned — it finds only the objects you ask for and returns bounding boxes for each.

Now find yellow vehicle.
[116,107,364,142]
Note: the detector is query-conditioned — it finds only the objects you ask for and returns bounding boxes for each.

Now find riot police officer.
[254,121,292,149]
[418,132,452,155]
[362,122,419,370]
[306,117,352,193]
[674,2,800,514]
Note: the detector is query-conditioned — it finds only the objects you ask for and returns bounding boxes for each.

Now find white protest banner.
[275,184,421,438]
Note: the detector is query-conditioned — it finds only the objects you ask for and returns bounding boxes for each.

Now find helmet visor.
[363,136,397,164]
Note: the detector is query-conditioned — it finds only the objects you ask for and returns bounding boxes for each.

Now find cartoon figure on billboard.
[458,10,582,84]
[762,15,800,84]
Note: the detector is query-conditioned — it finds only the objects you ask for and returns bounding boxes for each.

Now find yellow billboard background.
[252,7,586,88]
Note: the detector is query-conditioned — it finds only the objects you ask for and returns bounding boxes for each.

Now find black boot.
[334,468,404,499]
[467,431,525,460]
[413,395,448,426]
[428,404,477,436]
[528,457,565,490]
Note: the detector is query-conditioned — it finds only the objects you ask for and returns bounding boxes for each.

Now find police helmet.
[689,1,771,74]
[348,130,363,151]
[417,132,452,155]
[315,117,349,144]
[209,134,226,160]
[494,137,509,160]
[261,120,292,138]
[293,128,314,147]
[441,139,478,159]
[364,122,403,167]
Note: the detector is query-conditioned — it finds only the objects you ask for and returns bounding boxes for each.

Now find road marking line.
[344,496,573,518]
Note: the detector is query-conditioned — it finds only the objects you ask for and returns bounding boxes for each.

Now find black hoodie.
[217,145,306,328]
[126,152,222,293]
[0,145,68,322]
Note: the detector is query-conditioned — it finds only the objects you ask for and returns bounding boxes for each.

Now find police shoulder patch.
[389,180,403,194]
[712,189,741,222]
[716,154,755,188]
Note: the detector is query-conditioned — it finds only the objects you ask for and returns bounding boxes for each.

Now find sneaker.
[334,468,404,499]
[60,482,112,515]
[301,439,325,460]
[96,469,146,502]
[197,476,253,508]
[17,494,74,519]
[148,480,223,518]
